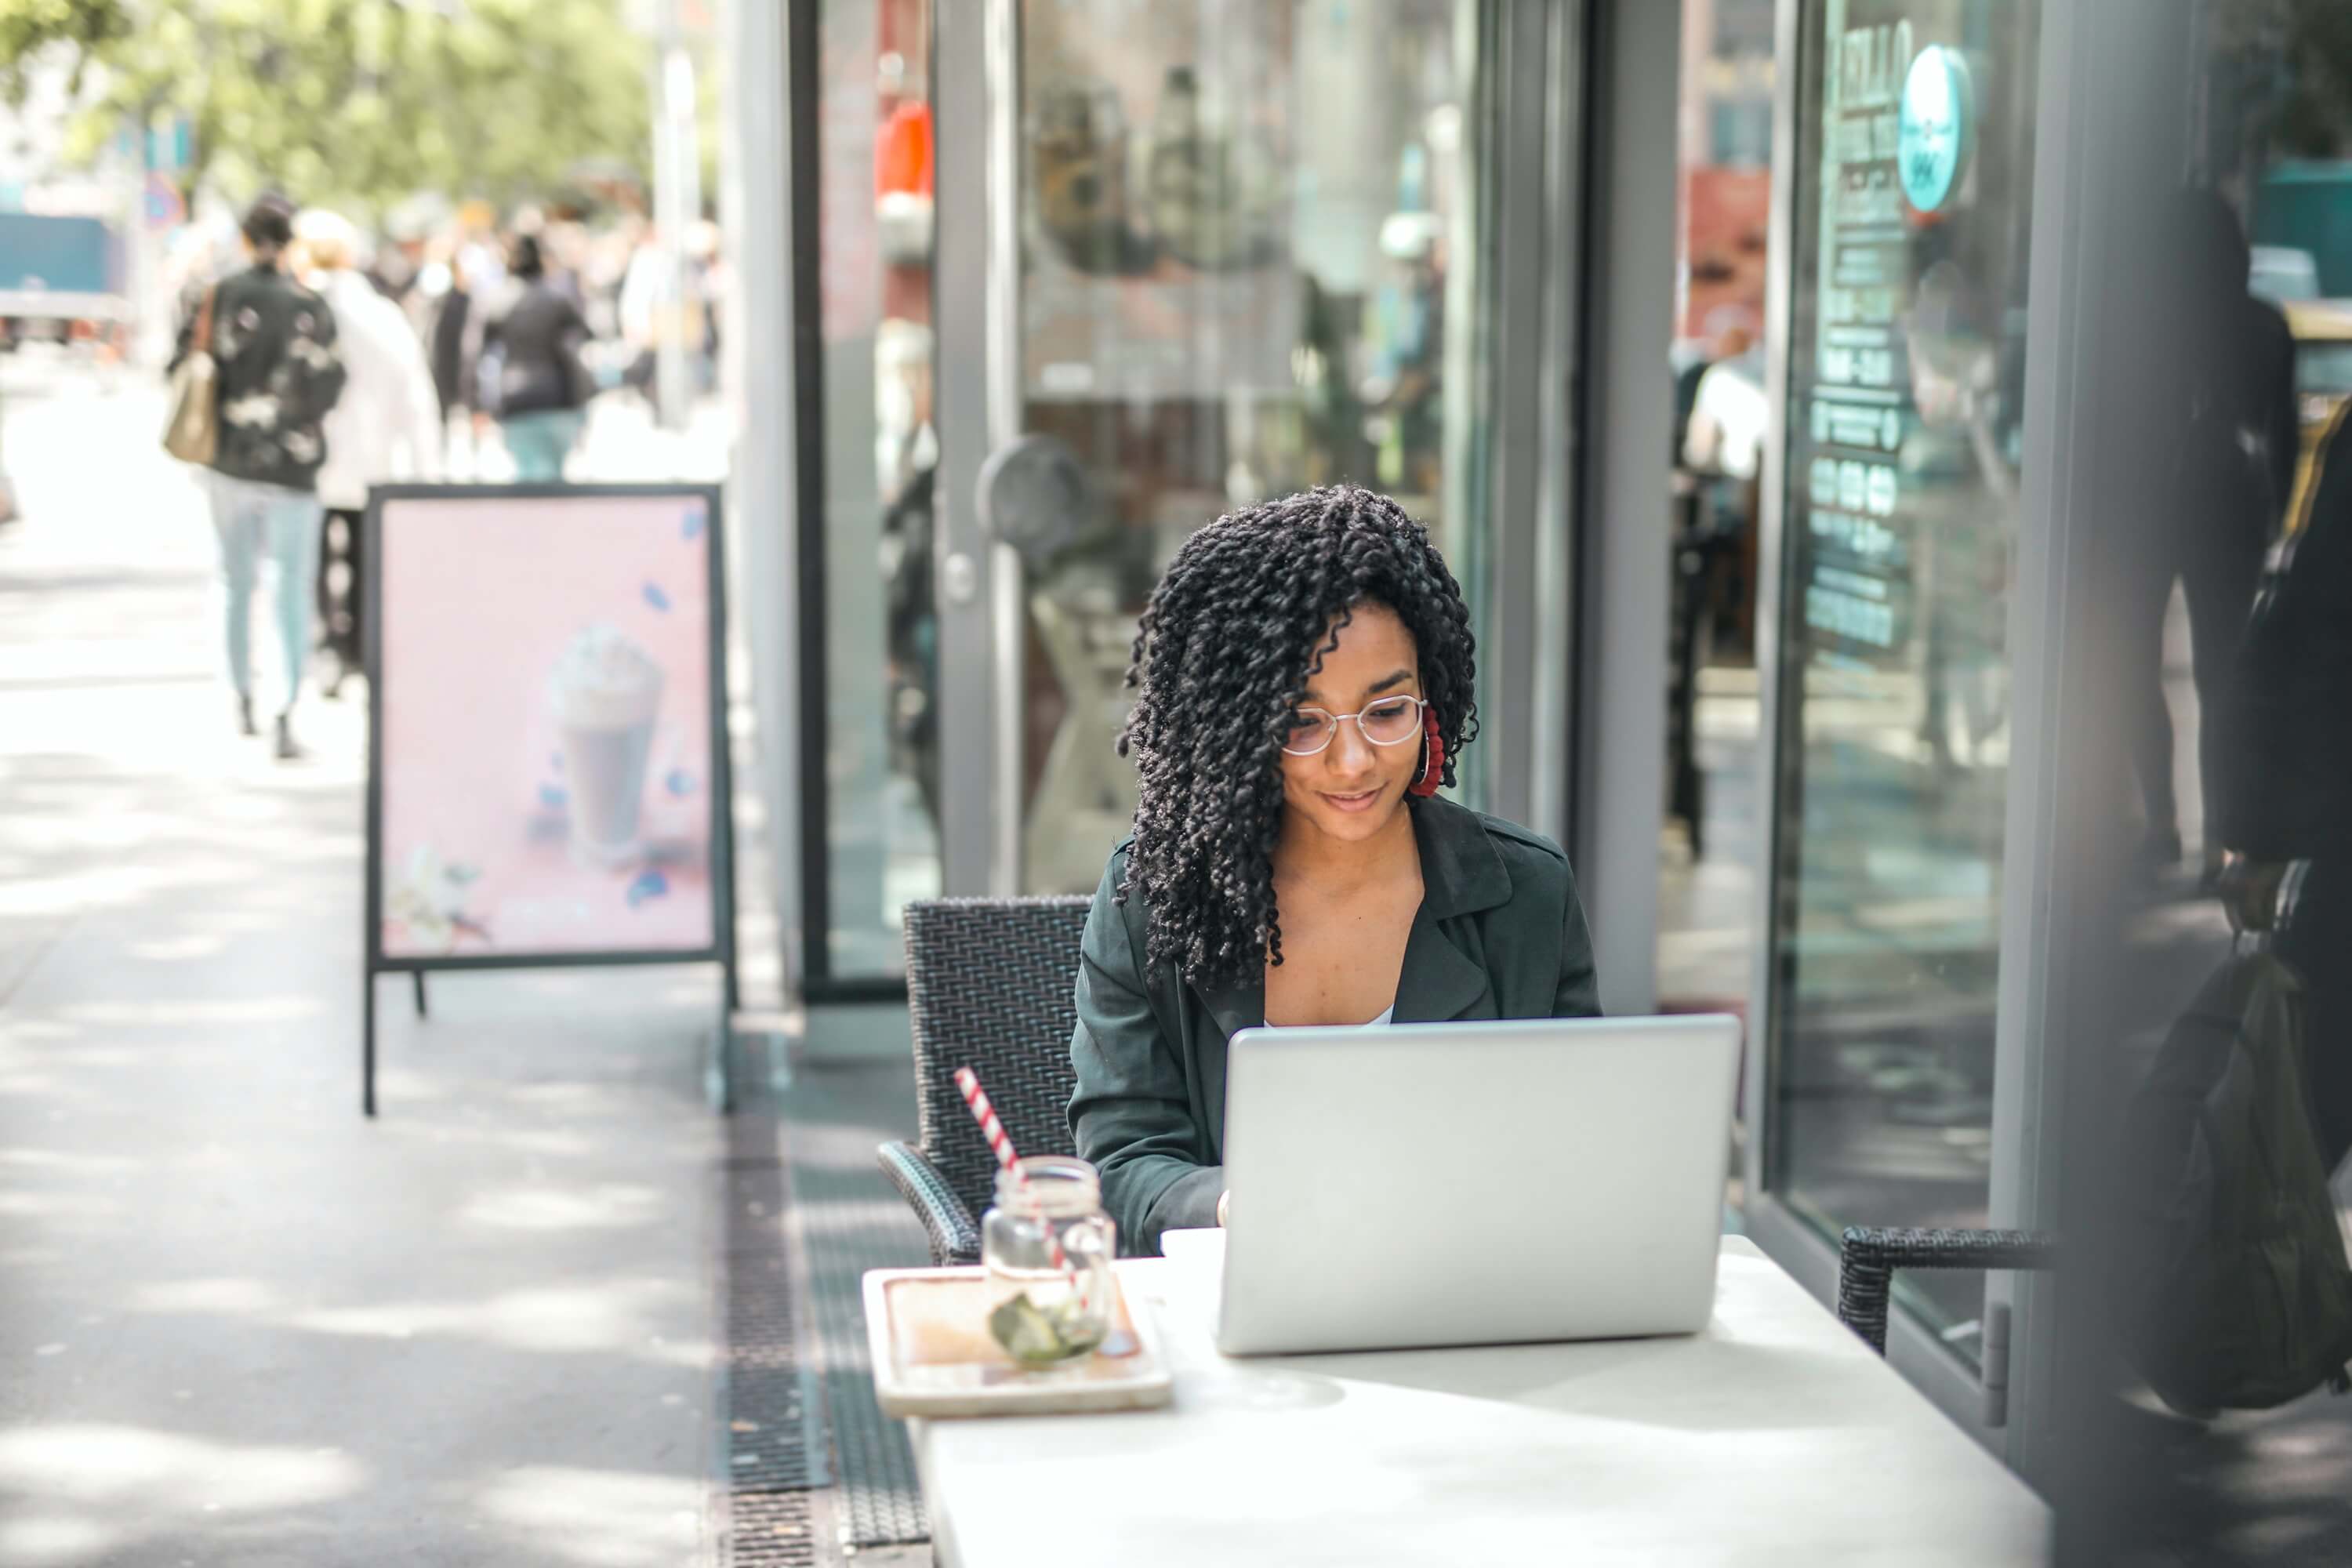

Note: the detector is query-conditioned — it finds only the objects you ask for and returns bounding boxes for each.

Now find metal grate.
[720,1033,829,1565]
[723,1190,825,1494]
[727,1490,818,1568]
[787,1156,933,1548]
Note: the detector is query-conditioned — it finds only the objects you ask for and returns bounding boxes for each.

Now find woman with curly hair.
[1068,485,1600,1254]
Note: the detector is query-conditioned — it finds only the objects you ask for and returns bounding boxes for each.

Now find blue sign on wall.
[146,116,191,175]
[1897,45,1973,214]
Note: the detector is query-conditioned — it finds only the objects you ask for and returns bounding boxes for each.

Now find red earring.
[1410,707,1444,797]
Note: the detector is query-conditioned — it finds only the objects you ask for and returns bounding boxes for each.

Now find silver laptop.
[1215,1014,1742,1356]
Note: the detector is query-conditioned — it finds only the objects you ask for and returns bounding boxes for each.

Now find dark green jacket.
[1067,794,1601,1255]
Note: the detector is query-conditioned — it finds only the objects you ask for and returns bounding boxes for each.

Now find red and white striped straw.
[953,1065,1072,1275]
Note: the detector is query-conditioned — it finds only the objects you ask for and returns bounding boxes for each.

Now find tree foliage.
[0,0,129,92]
[0,0,655,214]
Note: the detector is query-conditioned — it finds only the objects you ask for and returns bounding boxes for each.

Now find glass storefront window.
[1766,0,2041,1356]
[811,0,943,982]
[1011,0,1487,893]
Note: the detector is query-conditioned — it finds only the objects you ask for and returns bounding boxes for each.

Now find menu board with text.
[1798,2,1920,670]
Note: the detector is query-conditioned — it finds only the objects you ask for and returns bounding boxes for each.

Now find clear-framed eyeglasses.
[1279,694,1428,757]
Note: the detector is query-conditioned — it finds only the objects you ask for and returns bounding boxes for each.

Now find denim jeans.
[206,472,323,713]
[501,408,586,482]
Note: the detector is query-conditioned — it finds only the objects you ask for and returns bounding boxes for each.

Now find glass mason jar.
[980,1156,1117,1366]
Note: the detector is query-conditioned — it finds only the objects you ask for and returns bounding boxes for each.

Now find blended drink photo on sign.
[553,623,667,869]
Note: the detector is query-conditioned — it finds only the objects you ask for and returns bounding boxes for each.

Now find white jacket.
[314,269,442,511]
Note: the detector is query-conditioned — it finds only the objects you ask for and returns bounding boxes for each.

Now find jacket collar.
[1409,794,1514,921]
[1196,796,1512,1034]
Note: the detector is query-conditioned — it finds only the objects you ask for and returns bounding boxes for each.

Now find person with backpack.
[169,194,349,760]
[2116,399,2352,1421]
[478,234,595,481]
[2220,399,2352,1168]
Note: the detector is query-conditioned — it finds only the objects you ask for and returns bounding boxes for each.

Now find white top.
[1268,1004,1392,1029]
[313,269,443,510]
[909,1232,2048,1568]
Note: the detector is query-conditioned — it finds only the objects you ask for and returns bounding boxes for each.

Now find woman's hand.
[1218,1189,1230,1227]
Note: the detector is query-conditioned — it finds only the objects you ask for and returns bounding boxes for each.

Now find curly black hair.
[1114,485,1479,990]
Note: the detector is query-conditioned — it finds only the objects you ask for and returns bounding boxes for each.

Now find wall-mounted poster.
[365,485,732,970]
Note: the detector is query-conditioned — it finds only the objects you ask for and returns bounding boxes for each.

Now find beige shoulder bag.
[163,286,220,465]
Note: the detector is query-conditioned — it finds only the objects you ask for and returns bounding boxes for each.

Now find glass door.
[792,0,945,992]
[1753,0,2042,1370]
[933,0,1498,895]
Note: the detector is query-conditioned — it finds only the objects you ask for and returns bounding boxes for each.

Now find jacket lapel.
[1392,902,1493,1022]
[1393,797,1513,1022]
[1196,973,1264,1042]
[1189,975,1259,1165]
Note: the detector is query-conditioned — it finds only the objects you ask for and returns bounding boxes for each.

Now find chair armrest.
[878,1141,982,1267]
[1837,1226,2056,1355]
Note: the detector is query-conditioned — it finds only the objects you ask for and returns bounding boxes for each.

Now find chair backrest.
[902,896,1093,1226]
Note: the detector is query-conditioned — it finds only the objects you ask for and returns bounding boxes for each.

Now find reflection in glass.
[1012,0,1483,893]
[1660,0,1776,1040]
[1767,0,2042,1356]
[817,0,943,980]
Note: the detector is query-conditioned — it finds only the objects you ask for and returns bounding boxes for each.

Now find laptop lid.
[1215,1014,1741,1356]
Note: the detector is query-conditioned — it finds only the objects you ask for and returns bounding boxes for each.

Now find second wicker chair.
[879,895,1094,1265]
[1836,1225,2056,1355]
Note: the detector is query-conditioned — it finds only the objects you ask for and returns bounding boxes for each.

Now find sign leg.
[412,972,428,1019]
[363,971,378,1118]
[710,962,736,1115]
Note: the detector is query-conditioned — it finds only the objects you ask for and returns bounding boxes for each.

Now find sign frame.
[359,481,739,1116]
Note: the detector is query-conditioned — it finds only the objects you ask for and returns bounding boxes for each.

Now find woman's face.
[1278,602,1426,847]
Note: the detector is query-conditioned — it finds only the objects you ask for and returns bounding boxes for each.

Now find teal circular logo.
[1898,46,1973,213]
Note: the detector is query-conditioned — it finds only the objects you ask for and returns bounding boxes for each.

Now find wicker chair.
[879,896,1094,1266]
[1836,1226,2057,1355]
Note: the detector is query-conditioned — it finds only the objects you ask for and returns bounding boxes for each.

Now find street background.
[0,360,745,1567]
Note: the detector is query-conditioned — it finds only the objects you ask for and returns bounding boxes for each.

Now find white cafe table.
[906,1230,2049,1566]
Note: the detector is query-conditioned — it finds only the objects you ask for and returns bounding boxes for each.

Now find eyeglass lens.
[1282,696,1422,753]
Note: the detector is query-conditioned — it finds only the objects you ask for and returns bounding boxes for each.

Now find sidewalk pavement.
[0,368,730,1567]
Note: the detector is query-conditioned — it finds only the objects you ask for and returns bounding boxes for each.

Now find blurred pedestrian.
[365,232,422,310]
[292,209,442,695]
[2222,401,2352,1168]
[480,234,594,482]
[614,218,715,423]
[686,220,720,397]
[2129,192,2297,882]
[617,222,666,418]
[422,236,474,423]
[169,195,347,760]
[372,195,448,332]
